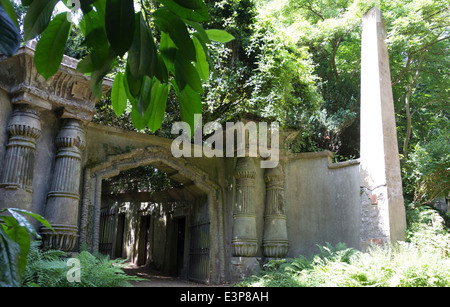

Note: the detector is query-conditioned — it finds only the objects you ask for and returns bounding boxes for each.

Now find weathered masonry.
[0,8,406,284]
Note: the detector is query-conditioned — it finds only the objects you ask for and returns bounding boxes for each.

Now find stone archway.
[79,145,225,284]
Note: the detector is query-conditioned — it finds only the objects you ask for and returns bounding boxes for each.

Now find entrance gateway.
[85,145,223,284]
[0,8,406,284]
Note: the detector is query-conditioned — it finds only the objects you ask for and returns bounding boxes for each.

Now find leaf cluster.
[22,242,143,287]
[0,208,53,287]
[1,0,234,134]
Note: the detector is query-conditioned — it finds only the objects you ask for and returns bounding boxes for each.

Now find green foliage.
[22,242,143,287]
[34,13,72,79]
[0,208,53,287]
[105,0,135,57]
[200,0,322,154]
[0,1,20,56]
[21,241,68,287]
[102,164,181,194]
[402,126,450,203]
[236,205,450,287]
[23,0,60,41]
[1,0,234,134]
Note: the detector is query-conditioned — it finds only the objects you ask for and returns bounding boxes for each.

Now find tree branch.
[392,35,450,86]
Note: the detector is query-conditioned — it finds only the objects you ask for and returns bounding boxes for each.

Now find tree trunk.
[402,56,424,159]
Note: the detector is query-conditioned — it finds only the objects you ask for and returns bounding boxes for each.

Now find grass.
[235,203,450,287]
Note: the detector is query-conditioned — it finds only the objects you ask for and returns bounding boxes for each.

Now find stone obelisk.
[360,7,406,248]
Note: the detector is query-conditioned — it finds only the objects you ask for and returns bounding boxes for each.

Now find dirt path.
[123,265,213,287]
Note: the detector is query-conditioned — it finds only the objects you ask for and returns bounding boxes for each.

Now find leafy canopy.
[1,0,234,133]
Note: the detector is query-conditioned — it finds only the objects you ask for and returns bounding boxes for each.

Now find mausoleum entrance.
[81,144,222,284]
[97,164,210,283]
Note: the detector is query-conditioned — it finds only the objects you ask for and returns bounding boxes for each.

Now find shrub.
[21,242,142,287]
[236,205,450,287]
[402,127,450,204]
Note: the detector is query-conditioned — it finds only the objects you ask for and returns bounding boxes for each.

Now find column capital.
[0,104,41,193]
[234,157,256,179]
[55,119,86,152]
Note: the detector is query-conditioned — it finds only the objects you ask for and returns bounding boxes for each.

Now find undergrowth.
[21,242,143,287]
[235,203,450,287]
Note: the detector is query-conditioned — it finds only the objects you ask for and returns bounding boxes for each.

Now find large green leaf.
[153,8,196,62]
[90,48,117,98]
[77,54,95,74]
[147,78,169,132]
[192,32,216,75]
[79,0,96,14]
[136,75,153,118]
[178,84,202,134]
[81,8,110,69]
[130,107,146,130]
[0,0,19,28]
[23,0,59,41]
[0,227,20,287]
[158,0,209,22]
[205,29,235,43]
[0,3,20,56]
[185,20,211,44]
[6,208,53,230]
[34,13,72,79]
[105,0,135,57]
[2,208,53,275]
[83,28,110,69]
[175,51,203,93]
[133,76,169,132]
[128,13,158,80]
[125,62,142,98]
[193,35,209,81]
[111,72,128,117]
[159,31,177,74]
[155,54,169,83]
[2,224,30,275]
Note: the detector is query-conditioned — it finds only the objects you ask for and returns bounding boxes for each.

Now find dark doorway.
[137,215,151,266]
[114,213,125,258]
[176,218,186,276]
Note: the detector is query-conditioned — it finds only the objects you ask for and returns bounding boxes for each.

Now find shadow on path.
[123,264,210,287]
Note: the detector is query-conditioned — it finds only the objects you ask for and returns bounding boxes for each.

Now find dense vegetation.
[236,204,450,287]
[21,242,142,287]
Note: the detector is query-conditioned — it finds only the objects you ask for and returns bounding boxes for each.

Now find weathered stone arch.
[79,145,225,284]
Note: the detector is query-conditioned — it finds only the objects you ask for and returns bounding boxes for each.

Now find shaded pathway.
[123,264,209,287]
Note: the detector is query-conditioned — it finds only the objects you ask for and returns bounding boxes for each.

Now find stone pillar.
[40,119,86,251]
[230,157,260,281]
[359,7,406,248]
[262,164,288,258]
[231,157,258,257]
[0,105,41,211]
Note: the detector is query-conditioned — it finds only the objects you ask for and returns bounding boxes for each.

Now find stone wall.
[284,153,361,257]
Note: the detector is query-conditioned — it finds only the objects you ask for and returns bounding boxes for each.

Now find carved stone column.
[262,164,288,258]
[231,157,258,257]
[40,119,86,251]
[0,105,41,211]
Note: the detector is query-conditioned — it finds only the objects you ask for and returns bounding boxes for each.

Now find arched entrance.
[79,145,225,284]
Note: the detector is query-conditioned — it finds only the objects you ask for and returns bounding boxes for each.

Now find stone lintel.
[0,42,112,124]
